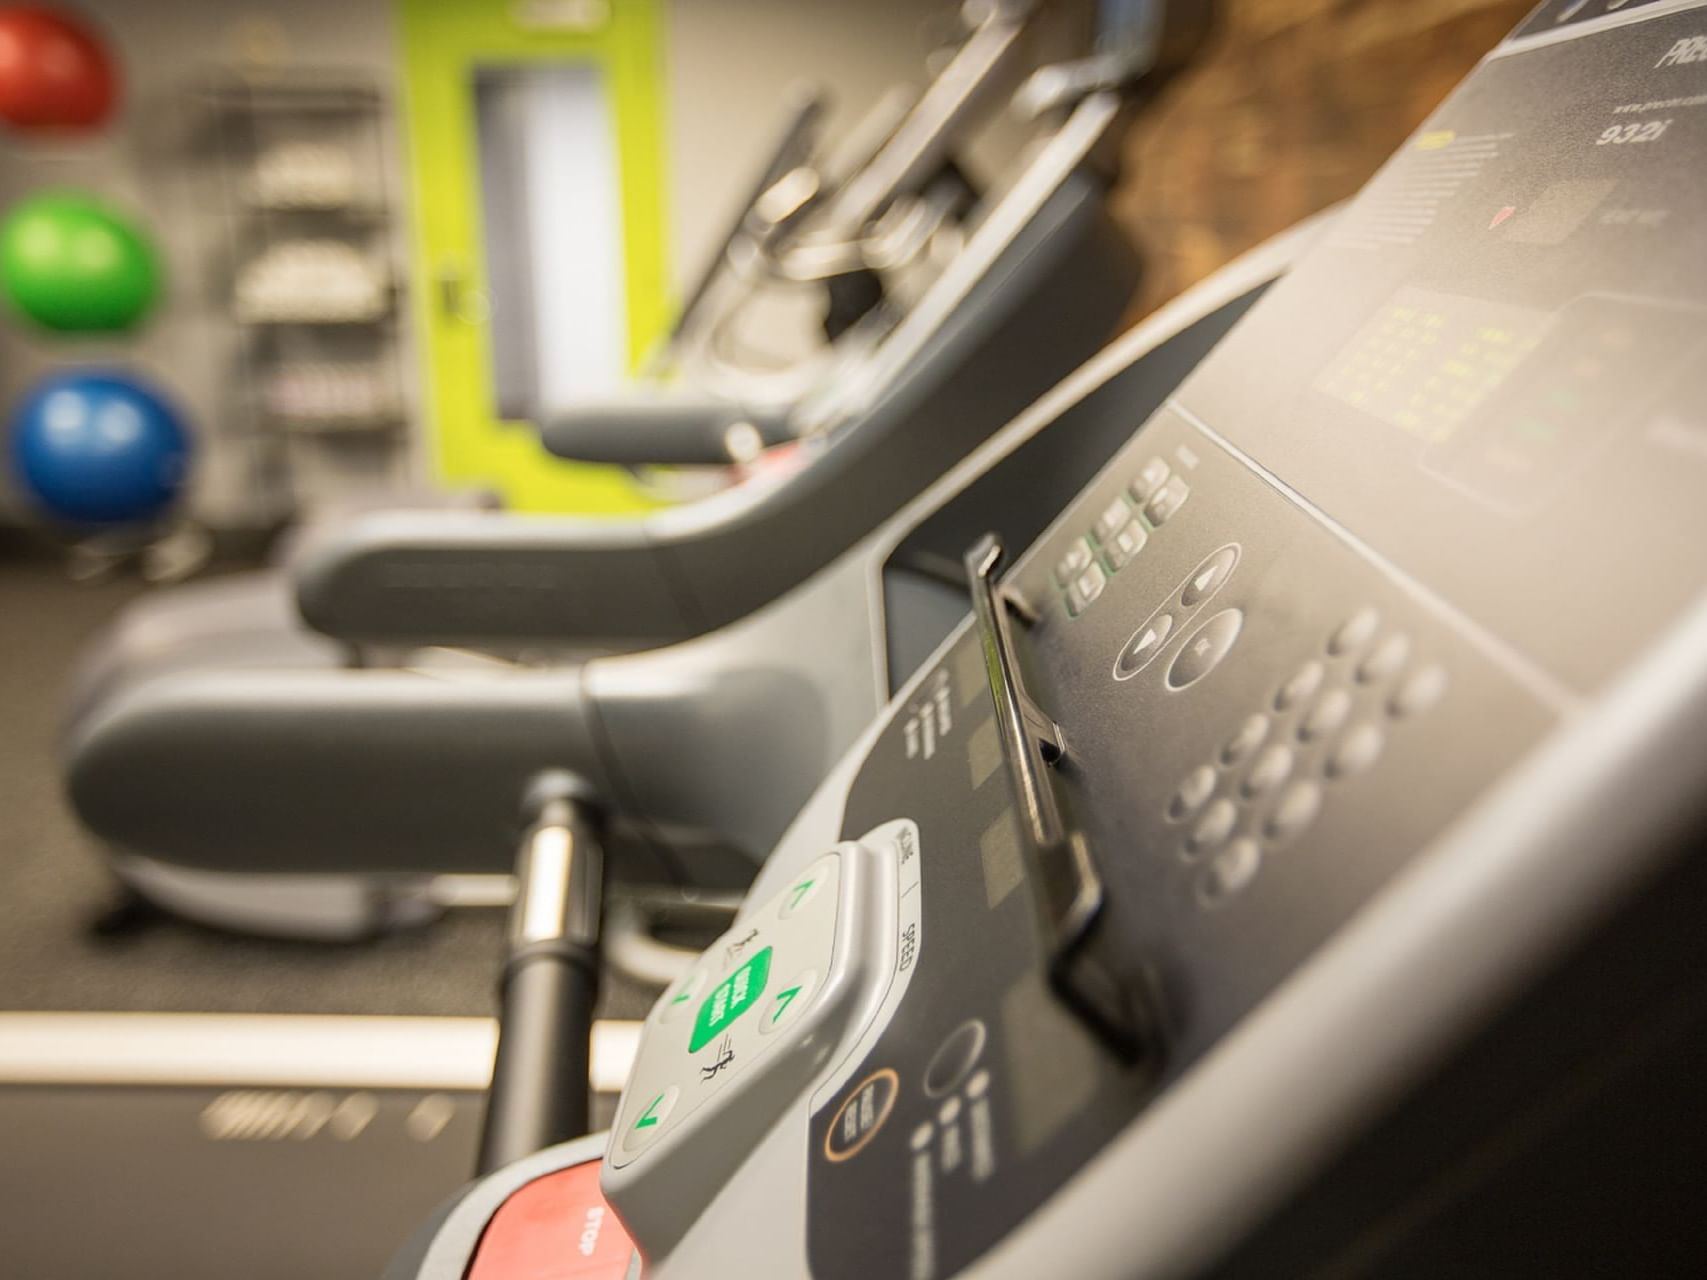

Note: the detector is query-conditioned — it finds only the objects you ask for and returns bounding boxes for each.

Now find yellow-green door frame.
[394,0,669,513]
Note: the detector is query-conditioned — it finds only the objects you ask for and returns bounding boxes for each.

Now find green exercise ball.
[0,191,160,332]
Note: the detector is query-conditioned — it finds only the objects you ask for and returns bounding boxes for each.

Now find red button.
[467,1160,635,1280]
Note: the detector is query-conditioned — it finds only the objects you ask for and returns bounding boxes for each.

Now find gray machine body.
[410,4,1707,1274]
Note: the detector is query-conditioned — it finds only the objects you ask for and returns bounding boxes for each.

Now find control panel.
[600,5,1707,1275]
[804,4,1707,1274]
[603,822,921,1256]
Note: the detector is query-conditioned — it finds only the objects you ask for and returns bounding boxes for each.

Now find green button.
[689,946,772,1053]
[634,1092,667,1130]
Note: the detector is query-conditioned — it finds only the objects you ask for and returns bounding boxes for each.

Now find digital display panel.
[1175,5,1707,695]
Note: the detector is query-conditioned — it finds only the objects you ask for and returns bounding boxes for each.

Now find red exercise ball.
[0,6,118,132]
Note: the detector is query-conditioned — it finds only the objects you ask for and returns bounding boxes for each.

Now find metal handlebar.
[476,775,606,1176]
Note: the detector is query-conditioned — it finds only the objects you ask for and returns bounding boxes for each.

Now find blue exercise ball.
[9,370,191,524]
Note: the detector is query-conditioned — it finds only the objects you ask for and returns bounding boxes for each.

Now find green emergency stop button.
[689,946,772,1053]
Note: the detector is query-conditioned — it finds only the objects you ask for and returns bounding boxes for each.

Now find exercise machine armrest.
[538,395,793,467]
[65,665,613,877]
[290,510,698,650]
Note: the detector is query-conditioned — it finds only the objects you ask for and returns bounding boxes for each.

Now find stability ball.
[0,6,118,131]
[10,370,192,524]
[0,191,160,332]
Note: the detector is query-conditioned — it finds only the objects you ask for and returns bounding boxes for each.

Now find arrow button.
[621,1085,680,1154]
[1179,544,1240,608]
[758,970,818,1038]
[778,857,834,919]
[658,969,706,1025]
[1114,612,1175,681]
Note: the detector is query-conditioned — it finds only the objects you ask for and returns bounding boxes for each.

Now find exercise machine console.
[399,3,1707,1274]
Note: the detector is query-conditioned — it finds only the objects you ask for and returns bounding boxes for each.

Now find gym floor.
[0,550,651,1024]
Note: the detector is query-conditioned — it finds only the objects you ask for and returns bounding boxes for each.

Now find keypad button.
[1180,544,1240,608]
[1242,743,1295,798]
[1054,538,1093,585]
[1093,496,1131,544]
[1274,660,1325,712]
[1131,456,1171,503]
[1328,722,1384,779]
[1358,633,1411,684]
[1067,562,1107,614]
[1168,764,1218,822]
[1299,687,1353,742]
[622,1085,681,1153]
[1328,607,1381,658]
[757,970,818,1038]
[1187,798,1239,857]
[1390,664,1448,717]
[778,858,832,920]
[1144,475,1190,526]
[659,970,707,1025]
[1104,519,1148,571]
[1166,609,1244,691]
[1197,838,1262,908]
[1265,780,1323,843]
[1114,612,1175,680]
[924,1020,987,1098]
[1221,713,1269,767]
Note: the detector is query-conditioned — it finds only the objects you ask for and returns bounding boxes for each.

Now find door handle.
[437,264,490,324]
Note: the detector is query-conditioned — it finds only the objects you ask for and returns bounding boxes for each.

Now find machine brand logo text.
[1656,36,1707,67]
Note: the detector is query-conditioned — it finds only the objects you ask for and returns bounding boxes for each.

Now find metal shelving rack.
[195,68,411,522]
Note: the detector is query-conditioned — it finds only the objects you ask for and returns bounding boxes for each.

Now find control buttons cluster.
[1053,454,1191,617]
[1114,543,1241,683]
[606,826,914,1256]
[1163,605,1449,909]
[614,852,850,1162]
